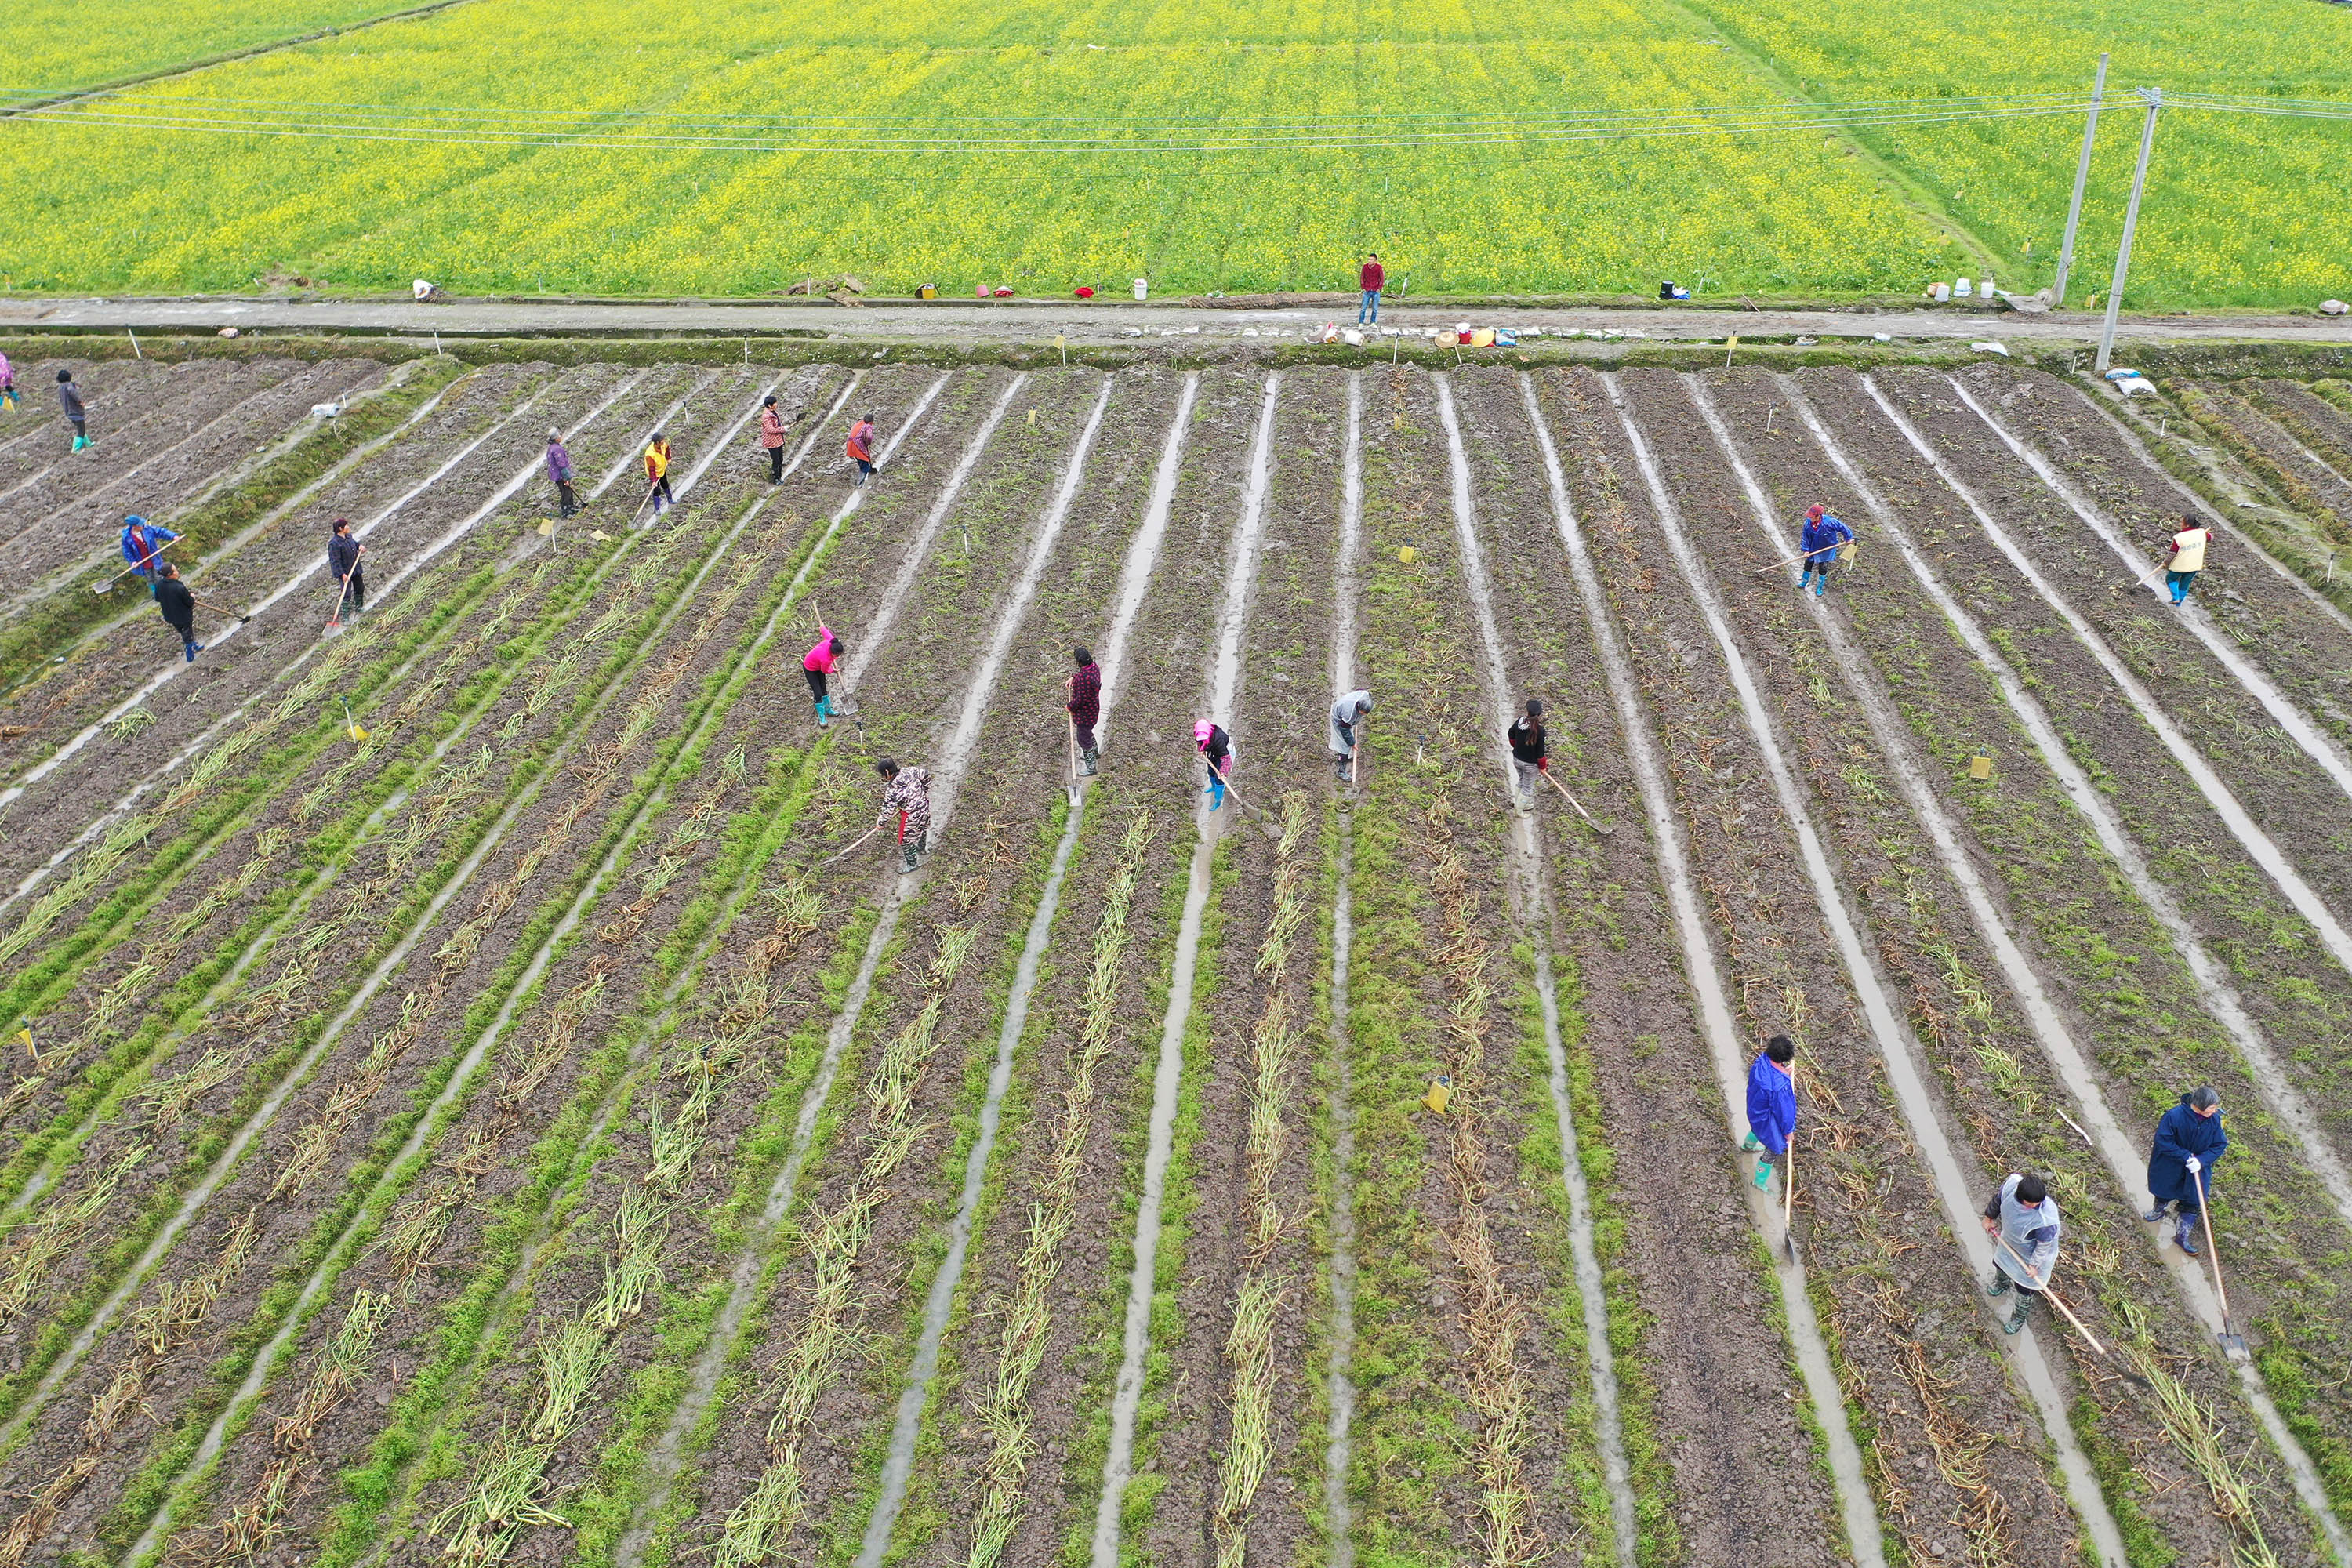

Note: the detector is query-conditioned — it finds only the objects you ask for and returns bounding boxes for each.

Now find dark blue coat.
[2147,1096,2227,1209]
[1745,1055,1797,1155]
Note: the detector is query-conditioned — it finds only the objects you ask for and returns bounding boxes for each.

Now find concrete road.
[6,292,2351,350]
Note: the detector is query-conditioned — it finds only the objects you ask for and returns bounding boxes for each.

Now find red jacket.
[847,421,875,463]
[1359,260,1385,292]
[759,408,786,450]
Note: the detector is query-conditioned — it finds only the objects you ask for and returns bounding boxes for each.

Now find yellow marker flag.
[1424,1078,1453,1114]
[1398,546,1417,564]
[1969,754,1994,780]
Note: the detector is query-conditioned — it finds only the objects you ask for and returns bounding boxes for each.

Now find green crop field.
[0,0,2347,305]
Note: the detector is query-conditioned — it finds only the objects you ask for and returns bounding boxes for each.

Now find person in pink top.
[803,624,844,728]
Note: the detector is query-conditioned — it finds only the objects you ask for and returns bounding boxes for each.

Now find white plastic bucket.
[1930,282,1951,302]
[1980,278,1994,300]
[1955,278,1973,299]
[1132,278,1148,301]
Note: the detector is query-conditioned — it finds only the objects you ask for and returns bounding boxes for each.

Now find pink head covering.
[1805,503,1825,521]
[1193,720,1213,747]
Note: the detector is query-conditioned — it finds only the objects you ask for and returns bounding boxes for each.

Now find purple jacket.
[547,439,574,483]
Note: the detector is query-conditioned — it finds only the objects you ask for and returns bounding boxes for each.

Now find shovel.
[193,595,251,625]
[1991,1233,2155,1389]
[1542,770,1611,834]
[2191,1167,2251,1359]
[1199,765,1281,841]
[94,536,176,594]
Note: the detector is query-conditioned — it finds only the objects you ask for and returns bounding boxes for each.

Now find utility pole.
[2096,87,2161,376]
[2053,53,2108,307]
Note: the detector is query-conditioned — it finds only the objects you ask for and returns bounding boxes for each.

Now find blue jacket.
[1800,514,1853,560]
[1745,1054,1796,1155]
[121,519,178,572]
[2148,1096,2226,1209]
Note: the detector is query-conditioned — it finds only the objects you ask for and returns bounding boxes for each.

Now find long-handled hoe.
[1542,769,1611,834]
[1781,1133,1798,1262]
[323,575,354,636]
[193,594,251,625]
[1991,1233,2155,1390]
[820,825,883,867]
[93,537,176,595]
[2191,1167,2251,1359]
[1203,770,1282,842]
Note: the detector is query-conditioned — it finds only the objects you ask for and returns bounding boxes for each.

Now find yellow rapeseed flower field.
[0,0,2343,303]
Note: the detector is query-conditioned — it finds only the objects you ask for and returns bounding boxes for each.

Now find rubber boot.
[1984,1271,2012,1299]
[2176,1215,2201,1256]
[815,702,829,730]
[1751,1161,1772,1190]
[2003,1296,2032,1335]
[1208,779,1225,811]
[1081,747,1098,777]
[1741,1131,1762,1152]
[183,641,202,662]
[2143,1202,2171,1223]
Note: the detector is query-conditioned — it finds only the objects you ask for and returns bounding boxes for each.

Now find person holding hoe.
[803,623,844,729]
[328,517,366,619]
[1067,646,1102,777]
[1195,720,1233,812]
[1329,689,1371,782]
[1983,1171,2062,1335]
[1507,698,1548,801]
[1796,503,1853,598]
[154,564,201,663]
[2163,513,2212,606]
[876,757,931,873]
[2145,1084,2227,1256]
[120,515,180,593]
[644,432,675,517]
[1743,1034,1797,1191]
[847,412,879,488]
[546,428,579,518]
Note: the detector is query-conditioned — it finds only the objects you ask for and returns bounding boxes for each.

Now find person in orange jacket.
[644,432,675,516]
[848,412,878,488]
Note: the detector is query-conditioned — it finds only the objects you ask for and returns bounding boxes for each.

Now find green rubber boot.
[1740,1132,1761,1152]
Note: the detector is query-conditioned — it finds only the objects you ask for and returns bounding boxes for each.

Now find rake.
[1991,1232,2154,1389]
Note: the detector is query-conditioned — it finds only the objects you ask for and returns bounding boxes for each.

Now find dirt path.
[21,295,2352,353]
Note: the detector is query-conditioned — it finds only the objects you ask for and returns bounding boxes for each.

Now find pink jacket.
[803,626,838,674]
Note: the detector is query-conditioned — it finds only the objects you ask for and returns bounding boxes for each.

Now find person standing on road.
[644,433,675,517]
[58,368,88,452]
[120,515,180,593]
[546,428,579,518]
[1068,646,1102,777]
[1195,720,1233,811]
[760,395,791,485]
[154,564,201,663]
[1982,1171,2061,1335]
[328,517,366,619]
[2145,1085,2226,1256]
[1797,503,1853,598]
[1742,1034,1797,1191]
[1357,253,1386,326]
[1507,698,1548,800]
[1329,689,1371,782]
[803,623,843,728]
[877,757,932,873]
[2164,514,2212,606]
[0,350,16,412]
[848,412,878,488]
